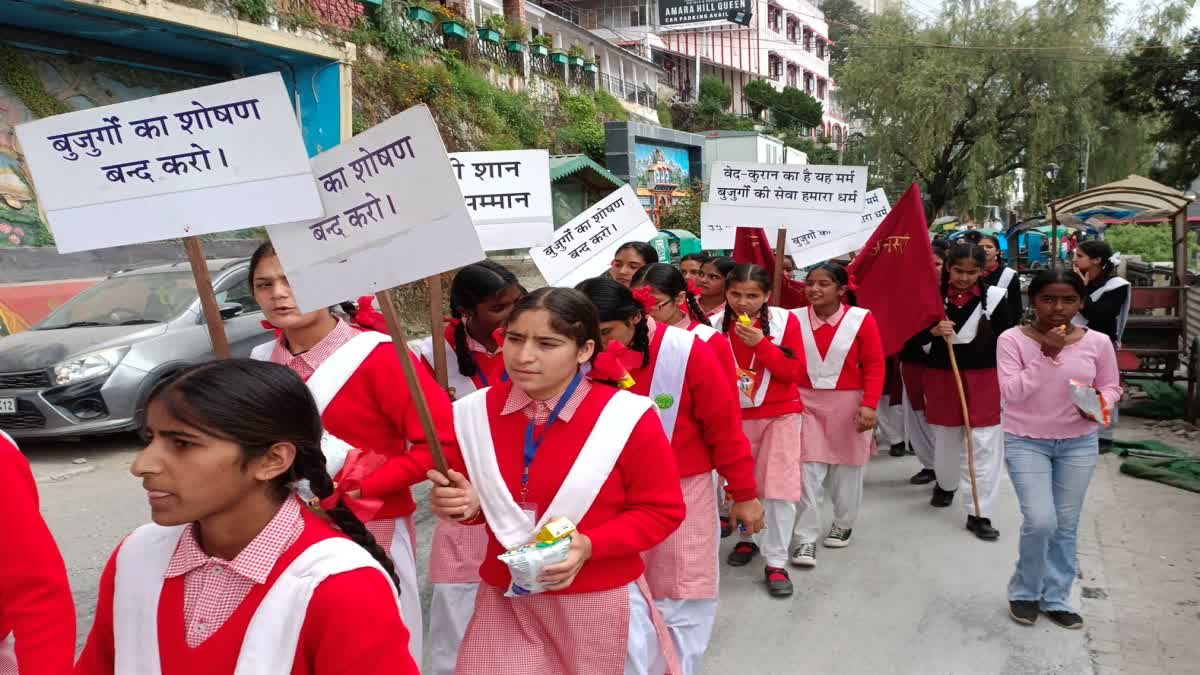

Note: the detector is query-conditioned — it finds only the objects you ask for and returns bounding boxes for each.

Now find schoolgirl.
[577,277,764,675]
[980,234,1024,322]
[788,263,885,568]
[713,264,807,597]
[609,241,660,288]
[0,430,75,675]
[1072,239,1130,449]
[903,244,946,486]
[75,360,418,675]
[416,261,523,675]
[249,242,452,661]
[696,256,736,318]
[679,253,710,285]
[428,287,686,674]
[923,244,1017,541]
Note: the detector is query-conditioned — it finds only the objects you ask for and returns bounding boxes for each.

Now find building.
[701,129,806,182]
[560,0,847,143]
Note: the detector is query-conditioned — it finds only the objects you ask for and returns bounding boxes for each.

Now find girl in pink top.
[996,269,1120,631]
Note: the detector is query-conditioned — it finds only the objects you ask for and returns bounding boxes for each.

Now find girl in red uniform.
[787,263,885,568]
[577,277,764,675]
[678,254,709,285]
[903,243,946,486]
[609,241,659,287]
[416,261,523,675]
[429,287,686,674]
[713,264,807,597]
[0,430,74,675]
[249,242,453,661]
[75,359,418,675]
[696,256,736,318]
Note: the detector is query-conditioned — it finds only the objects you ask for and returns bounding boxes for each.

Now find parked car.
[0,258,272,440]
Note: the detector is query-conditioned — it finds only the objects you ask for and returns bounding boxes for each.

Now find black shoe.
[720,515,732,539]
[765,566,794,597]
[1044,610,1084,629]
[910,468,937,485]
[930,485,955,507]
[727,541,759,566]
[966,515,1000,540]
[889,442,908,457]
[1008,600,1039,625]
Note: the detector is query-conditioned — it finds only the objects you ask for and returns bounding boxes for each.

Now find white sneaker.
[824,525,853,548]
[789,542,816,567]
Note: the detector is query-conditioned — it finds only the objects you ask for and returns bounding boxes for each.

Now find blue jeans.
[1004,432,1098,612]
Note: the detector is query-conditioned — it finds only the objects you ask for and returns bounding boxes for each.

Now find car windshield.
[36,272,198,329]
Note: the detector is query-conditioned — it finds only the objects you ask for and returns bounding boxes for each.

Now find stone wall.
[310,0,364,28]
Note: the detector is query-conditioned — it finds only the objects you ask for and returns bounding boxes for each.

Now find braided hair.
[145,359,400,589]
[719,264,794,358]
[632,263,706,323]
[449,261,522,378]
[574,277,652,368]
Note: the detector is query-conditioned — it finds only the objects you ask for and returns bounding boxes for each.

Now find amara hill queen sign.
[658,0,752,26]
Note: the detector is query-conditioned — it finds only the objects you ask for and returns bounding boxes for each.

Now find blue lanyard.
[472,353,509,387]
[522,371,583,486]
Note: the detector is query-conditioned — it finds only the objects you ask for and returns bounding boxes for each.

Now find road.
[22,423,1194,674]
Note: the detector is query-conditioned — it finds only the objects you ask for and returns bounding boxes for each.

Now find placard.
[449,149,552,250]
[788,189,892,268]
[267,105,484,312]
[708,162,868,214]
[700,206,861,250]
[14,73,321,253]
[530,184,654,288]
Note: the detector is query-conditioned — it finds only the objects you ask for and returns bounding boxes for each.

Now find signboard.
[449,149,552,250]
[707,162,869,214]
[267,105,484,312]
[788,189,892,268]
[15,73,321,253]
[530,185,656,288]
[659,0,753,27]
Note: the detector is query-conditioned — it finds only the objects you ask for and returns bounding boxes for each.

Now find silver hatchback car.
[0,258,273,440]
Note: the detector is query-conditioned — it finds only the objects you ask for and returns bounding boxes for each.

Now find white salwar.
[931,424,1005,518]
[792,464,865,545]
[427,582,479,675]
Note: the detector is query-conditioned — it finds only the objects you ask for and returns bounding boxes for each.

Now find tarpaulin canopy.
[1048,175,1193,220]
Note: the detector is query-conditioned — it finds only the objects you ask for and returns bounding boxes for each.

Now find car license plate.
[0,398,15,414]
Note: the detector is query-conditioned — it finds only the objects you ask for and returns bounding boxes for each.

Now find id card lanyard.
[520,370,583,502]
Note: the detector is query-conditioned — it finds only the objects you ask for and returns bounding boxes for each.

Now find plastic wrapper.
[536,516,577,543]
[499,537,571,597]
[1070,379,1111,427]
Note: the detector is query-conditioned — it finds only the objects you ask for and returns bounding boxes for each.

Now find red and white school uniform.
[791,305,885,546]
[74,497,418,675]
[874,357,907,448]
[923,286,1013,518]
[416,322,501,675]
[686,318,742,521]
[448,379,685,674]
[625,322,756,675]
[898,336,936,471]
[711,308,807,570]
[0,430,74,675]
[252,319,457,662]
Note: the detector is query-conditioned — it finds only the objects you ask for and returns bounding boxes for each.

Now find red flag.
[732,228,808,309]
[846,183,942,356]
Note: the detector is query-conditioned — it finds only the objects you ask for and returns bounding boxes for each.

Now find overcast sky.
[904,0,1199,35]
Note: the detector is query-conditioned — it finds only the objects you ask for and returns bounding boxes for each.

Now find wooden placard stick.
[772,228,788,305]
[428,274,449,390]
[183,236,232,359]
[375,288,451,476]
[943,333,982,518]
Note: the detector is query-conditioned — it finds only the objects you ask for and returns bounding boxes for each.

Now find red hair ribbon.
[318,448,387,523]
[846,273,860,293]
[687,278,704,296]
[589,340,641,389]
[492,325,507,346]
[631,286,658,315]
[353,296,388,333]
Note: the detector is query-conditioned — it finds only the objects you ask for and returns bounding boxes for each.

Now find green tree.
[657,181,705,236]
[770,86,823,130]
[819,0,871,77]
[777,131,840,165]
[743,79,778,118]
[699,75,733,109]
[1102,29,1200,189]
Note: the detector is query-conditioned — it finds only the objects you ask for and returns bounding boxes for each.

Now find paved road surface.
[24,426,1193,674]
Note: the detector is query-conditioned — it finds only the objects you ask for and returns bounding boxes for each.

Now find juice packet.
[499,516,578,597]
[1070,379,1111,427]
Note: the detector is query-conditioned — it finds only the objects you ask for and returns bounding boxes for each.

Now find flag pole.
[772,228,788,305]
[943,334,982,518]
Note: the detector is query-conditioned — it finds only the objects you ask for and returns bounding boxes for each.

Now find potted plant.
[583,60,598,73]
[550,47,569,65]
[567,45,586,67]
[441,11,471,39]
[531,33,552,57]
[478,14,505,43]
[505,23,529,52]
[405,1,435,24]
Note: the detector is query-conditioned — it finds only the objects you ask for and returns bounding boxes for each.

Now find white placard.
[700,205,863,250]
[449,149,552,250]
[530,184,653,287]
[14,73,321,253]
[788,189,892,268]
[707,162,869,214]
[267,105,484,312]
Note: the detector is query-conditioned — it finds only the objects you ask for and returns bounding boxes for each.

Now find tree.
[770,86,823,130]
[743,79,778,118]
[819,0,871,77]
[699,76,733,109]
[1102,29,1200,189]
[657,181,704,236]
[777,131,840,164]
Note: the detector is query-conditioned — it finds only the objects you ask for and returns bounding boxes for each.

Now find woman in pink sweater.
[997,269,1120,631]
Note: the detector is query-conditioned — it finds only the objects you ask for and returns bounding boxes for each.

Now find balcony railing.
[598,73,656,108]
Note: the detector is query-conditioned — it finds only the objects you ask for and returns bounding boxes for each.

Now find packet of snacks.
[1070,380,1111,427]
[498,517,577,597]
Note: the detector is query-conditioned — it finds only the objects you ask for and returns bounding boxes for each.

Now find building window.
[768,54,782,80]
[768,5,782,32]
[803,28,812,51]
[817,79,826,100]
[816,39,826,59]
[628,4,647,26]
[804,72,813,95]
[786,18,798,42]
[787,64,798,88]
